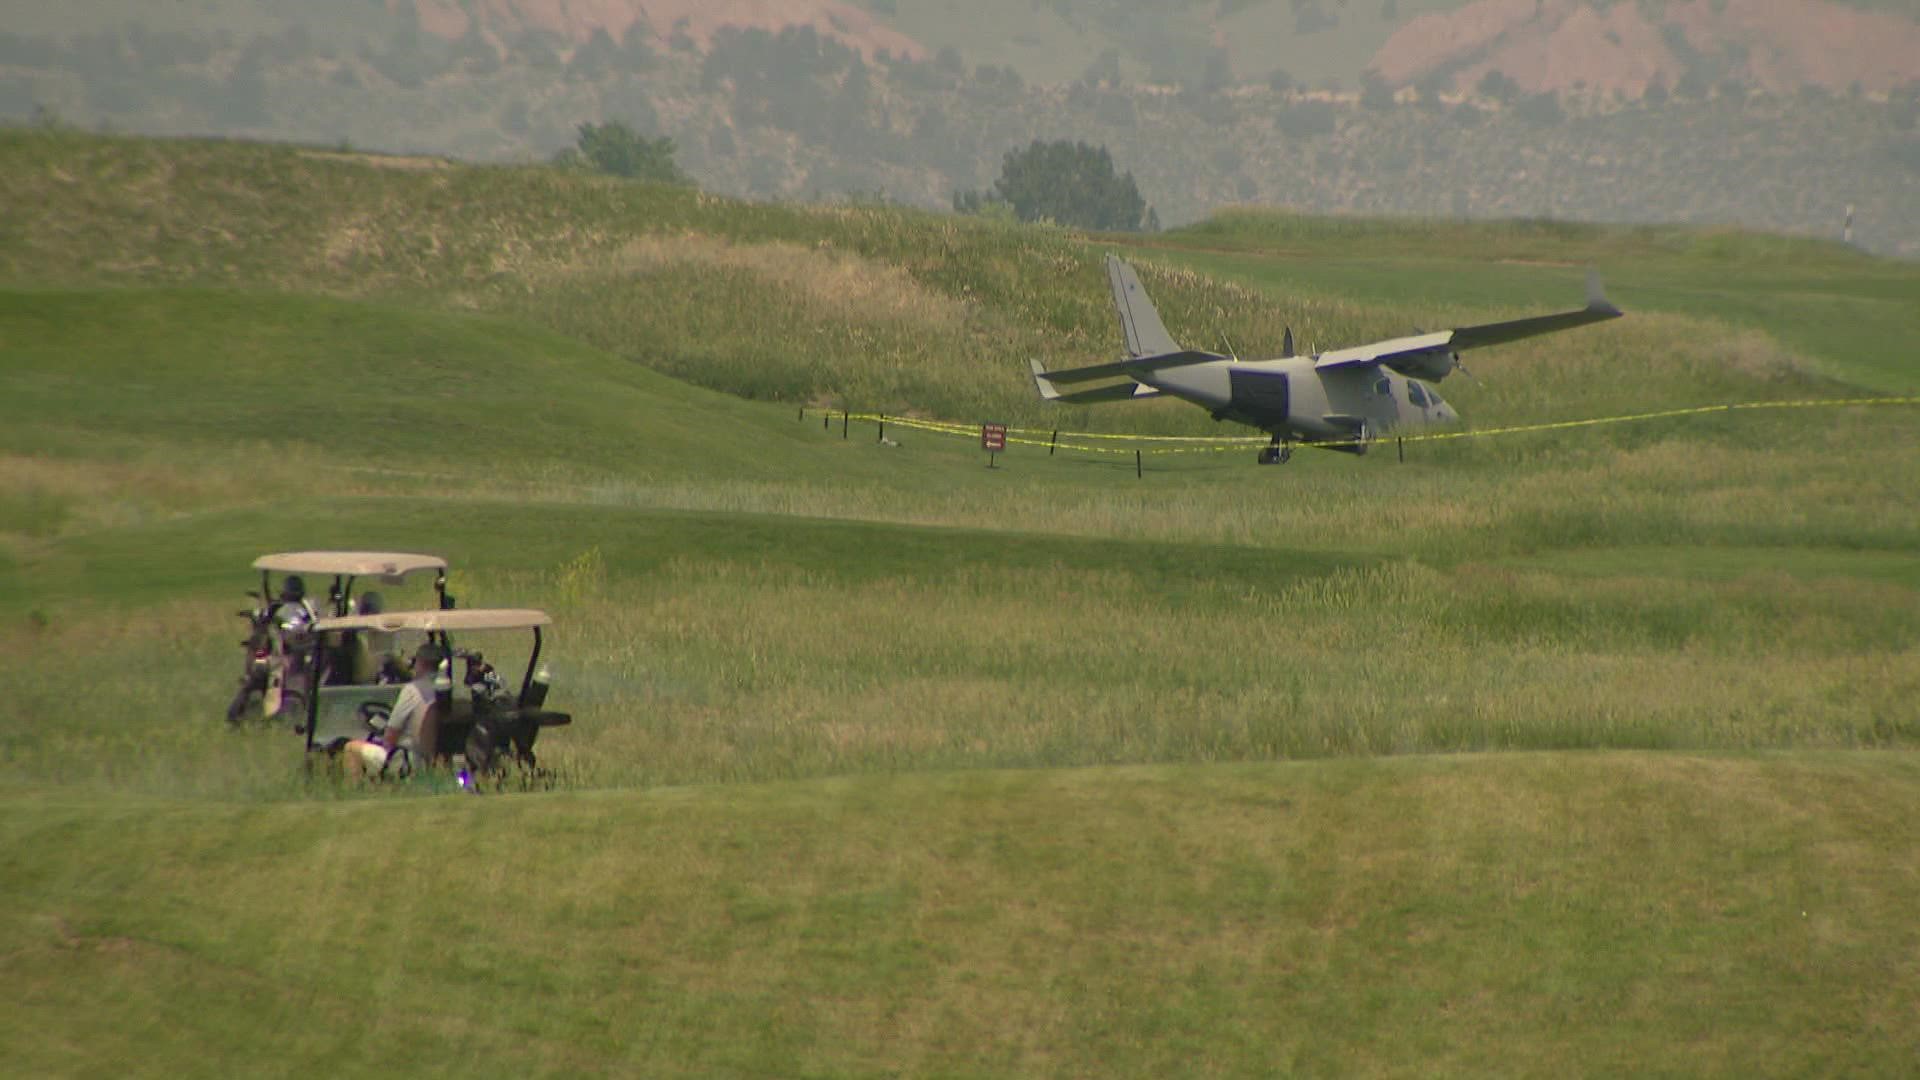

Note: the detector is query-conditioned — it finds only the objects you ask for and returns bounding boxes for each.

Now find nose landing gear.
[1257,437,1293,465]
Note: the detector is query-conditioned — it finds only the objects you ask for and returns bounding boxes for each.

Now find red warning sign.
[981,423,1008,452]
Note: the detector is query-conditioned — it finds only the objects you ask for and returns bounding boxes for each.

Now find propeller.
[1282,326,1295,359]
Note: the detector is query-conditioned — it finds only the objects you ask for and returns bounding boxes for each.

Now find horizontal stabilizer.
[1030,358,1164,403]
[1034,349,1226,386]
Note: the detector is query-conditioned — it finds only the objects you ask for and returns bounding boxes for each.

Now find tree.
[1477,68,1520,104]
[567,28,622,81]
[558,121,688,184]
[967,139,1151,231]
[1275,99,1337,137]
[1513,91,1563,125]
[1360,71,1396,111]
[1082,48,1123,88]
[1890,81,1920,131]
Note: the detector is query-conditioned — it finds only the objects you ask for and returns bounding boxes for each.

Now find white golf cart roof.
[253,552,448,578]
[311,608,551,634]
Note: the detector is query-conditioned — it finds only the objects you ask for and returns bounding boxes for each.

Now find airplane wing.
[1450,270,1623,349]
[1315,271,1623,381]
[1030,359,1165,403]
[1107,255,1182,358]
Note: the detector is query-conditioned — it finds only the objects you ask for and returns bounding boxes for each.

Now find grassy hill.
[3,132,1919,1074]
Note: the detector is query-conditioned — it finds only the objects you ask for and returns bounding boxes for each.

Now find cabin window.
[1407,382,1429,408]
[1373,377,1391,397]
[1428,387,1445,407]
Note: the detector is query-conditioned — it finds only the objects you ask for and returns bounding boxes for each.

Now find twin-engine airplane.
[1031,255,1624,463]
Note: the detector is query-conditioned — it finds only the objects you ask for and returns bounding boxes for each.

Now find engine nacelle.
[1387,348,1458,382]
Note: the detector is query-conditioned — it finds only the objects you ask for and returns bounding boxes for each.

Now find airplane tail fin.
[1106,255,1182,358]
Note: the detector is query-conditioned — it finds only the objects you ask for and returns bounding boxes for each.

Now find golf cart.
[297,607,571,777]
[228,552,452,725]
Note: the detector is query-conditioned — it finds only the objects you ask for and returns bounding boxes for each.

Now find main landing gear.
[1257,437,1293,465]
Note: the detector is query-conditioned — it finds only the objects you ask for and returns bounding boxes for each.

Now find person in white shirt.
[343,642,443,778]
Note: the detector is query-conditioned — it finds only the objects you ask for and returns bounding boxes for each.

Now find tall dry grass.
[11,535,1909,802]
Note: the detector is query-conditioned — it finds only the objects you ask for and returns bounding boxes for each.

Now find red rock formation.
[1372,0,1920,98]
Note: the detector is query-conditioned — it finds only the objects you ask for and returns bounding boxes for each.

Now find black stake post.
[842,410,849,439]
[1397,437,1405,463]
[1135,450,1143,478]
[877,414,886,443]
[823,411,829,431]
[1049,429,1059,456]
[798,407,804,422]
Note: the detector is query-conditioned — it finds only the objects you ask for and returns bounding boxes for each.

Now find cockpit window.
[1428,387,1445,407]
[1408,382,1429,408]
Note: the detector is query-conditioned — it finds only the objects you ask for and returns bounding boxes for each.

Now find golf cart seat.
[415,698,443,763]
[340,630,404,686]
[375,697,444,779]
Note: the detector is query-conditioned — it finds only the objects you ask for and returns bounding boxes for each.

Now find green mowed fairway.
[3,133,1919,1075]
[8,755,1920,1077]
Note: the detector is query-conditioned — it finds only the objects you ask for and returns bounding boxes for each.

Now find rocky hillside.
[3,1,1916,257]
[1372,0,1920,99]
[410,0,1920,100]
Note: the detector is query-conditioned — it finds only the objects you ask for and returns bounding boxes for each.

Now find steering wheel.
[357,701,392,735]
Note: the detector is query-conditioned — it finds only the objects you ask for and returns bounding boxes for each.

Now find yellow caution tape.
[808,397,1920,457]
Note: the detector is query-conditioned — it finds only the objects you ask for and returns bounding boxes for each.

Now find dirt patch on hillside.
[298,150,451,172]
[406,0,926,63]
[557,232,966,328]
[1372,0,1920,97]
